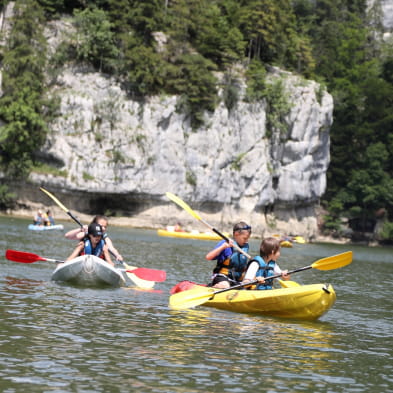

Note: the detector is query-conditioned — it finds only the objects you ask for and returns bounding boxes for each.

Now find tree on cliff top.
[0,0,54,178]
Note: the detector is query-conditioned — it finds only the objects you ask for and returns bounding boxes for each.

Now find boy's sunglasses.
[234,225,252,232]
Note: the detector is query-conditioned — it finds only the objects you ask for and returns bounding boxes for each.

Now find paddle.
[169,251,353,310]
[6,249,64,264]
[5,249,165,281]
[165,192,252,259]
[40,187,84,227]
[39,187,166,285]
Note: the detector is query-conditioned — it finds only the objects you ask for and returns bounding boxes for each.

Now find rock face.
[30,62,333,238]
[380,0,393,30]
[1,14,335,238]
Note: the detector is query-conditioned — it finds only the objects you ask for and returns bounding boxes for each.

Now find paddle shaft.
[209,265,313,298]
[67,210,84,228]
[196,218,252,259]
[166,193,251,259]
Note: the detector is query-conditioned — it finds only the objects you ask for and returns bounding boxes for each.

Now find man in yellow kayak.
[243,237,290,289]
[205,221,251,289]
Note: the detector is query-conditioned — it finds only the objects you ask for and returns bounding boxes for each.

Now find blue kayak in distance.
[28,224,64,231]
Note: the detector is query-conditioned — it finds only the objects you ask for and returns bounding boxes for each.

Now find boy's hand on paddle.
[281,270,291,280]
[223,240,233,248]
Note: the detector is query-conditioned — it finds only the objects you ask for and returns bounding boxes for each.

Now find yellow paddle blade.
[40,187,69,213]
[311,251,353,271]
[279,280,301,288]
[165,192,202,221]
[169,286,215,310]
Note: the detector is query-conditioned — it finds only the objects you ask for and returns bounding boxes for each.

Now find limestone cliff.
[29,62,333,239]
[2,15,334,239]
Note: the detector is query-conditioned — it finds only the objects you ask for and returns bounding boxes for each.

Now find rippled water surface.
[0,216,392,392]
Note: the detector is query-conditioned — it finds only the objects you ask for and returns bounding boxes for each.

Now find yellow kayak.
[157,229,226,241]
[280,240,293,248]
[170,281,336,320]
[273,234,306,245]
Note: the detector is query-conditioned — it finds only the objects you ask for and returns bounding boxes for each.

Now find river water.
[0,216,392,393]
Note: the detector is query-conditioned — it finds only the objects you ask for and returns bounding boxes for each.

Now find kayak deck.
[51,255,126,288]
[170,281,336,320]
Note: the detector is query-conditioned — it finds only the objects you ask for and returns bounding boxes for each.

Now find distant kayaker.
[33,209,48,226]
[205,221,251,289]
[174,222,185,232]
[66,223,113,265]
[242,237,290,289]
[46,210,55,226]
[65,215,123,262]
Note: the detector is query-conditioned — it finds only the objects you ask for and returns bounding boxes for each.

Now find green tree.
[0,184,16,209]
[173,54,218,129]
[312,1,393,237]
[73,7,119,73]
[125,44,170,96]
[191,2,245,67]
[0,0,50,178]
[237,0,313,73]
[344,143,393,231]
[245,59,267,102]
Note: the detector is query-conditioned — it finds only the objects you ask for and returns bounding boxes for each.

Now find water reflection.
[4,276,45,292]
[162,308,340,392]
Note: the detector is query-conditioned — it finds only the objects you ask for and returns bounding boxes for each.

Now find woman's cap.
[88,223,103,237]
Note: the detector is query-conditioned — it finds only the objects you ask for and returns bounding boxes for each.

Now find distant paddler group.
[28,208,64,231]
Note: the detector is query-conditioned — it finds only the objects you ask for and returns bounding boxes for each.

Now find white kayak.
[51,255,126,287]
[28,224,64,231]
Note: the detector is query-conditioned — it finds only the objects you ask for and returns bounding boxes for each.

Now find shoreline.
[1,209,353,246]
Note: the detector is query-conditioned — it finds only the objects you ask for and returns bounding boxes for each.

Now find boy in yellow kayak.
[205,221,251,289]
[243,237,290,289]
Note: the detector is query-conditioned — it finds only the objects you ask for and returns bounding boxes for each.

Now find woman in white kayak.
[65,215,123,261]
[66,223,113,265]
[242,237,290,289]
